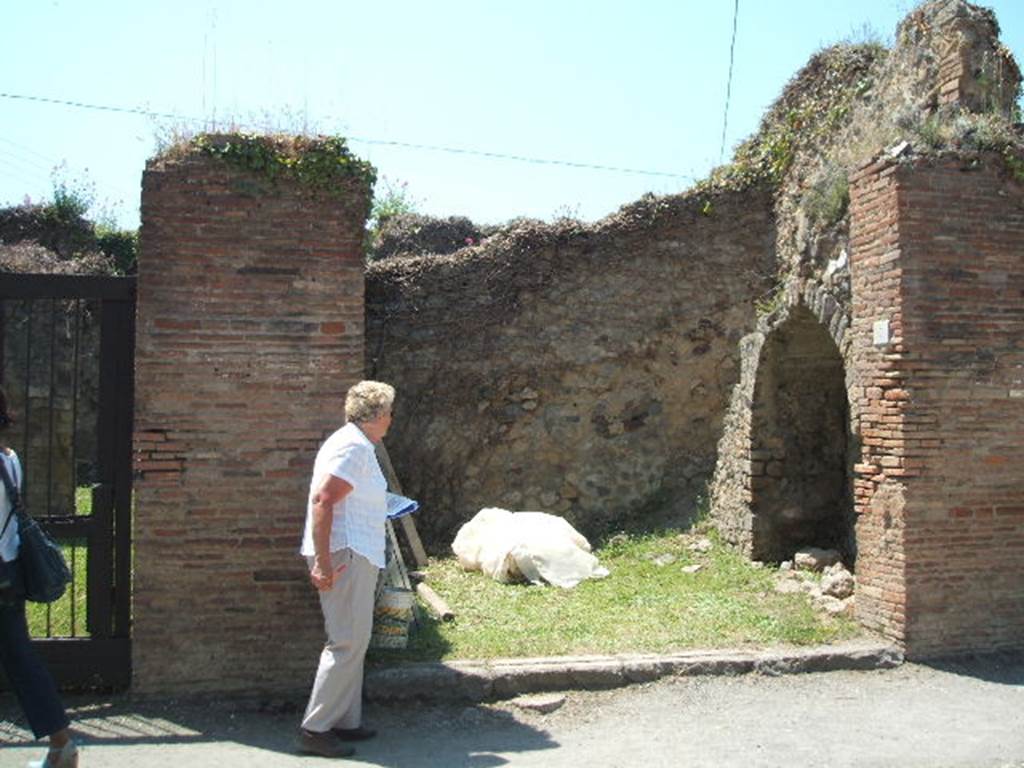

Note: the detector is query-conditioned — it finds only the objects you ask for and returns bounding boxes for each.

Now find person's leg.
[0,599,70,740]
[301,549,379,733]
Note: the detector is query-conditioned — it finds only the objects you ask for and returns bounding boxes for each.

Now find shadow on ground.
[921,650,1024,687]
[0,692,558,767]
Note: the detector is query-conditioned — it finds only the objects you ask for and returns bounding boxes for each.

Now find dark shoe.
[332,725,377,742]
[296,728,355,758]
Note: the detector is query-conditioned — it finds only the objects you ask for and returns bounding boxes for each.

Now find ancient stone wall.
[133,150,370,693]
[367,188,777,549]
[709,0,1022,656]
[713,151,1024,655]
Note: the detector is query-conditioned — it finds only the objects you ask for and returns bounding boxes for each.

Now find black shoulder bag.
[0,456,71,604]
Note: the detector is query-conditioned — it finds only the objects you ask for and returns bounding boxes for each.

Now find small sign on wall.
[873,319,891,347]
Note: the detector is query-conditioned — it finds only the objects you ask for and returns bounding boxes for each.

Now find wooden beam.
[416,583,455,622]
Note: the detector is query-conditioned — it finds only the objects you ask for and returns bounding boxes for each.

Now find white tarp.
[452,507,609,588]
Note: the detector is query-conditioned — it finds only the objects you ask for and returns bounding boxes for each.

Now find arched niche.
[749,305,856,565]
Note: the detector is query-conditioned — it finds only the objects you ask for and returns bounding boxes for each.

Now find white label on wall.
[873,319,891,346]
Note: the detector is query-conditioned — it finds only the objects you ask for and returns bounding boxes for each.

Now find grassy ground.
[370,528,861,663]
[30,494,861,656]
[25,486,91,638]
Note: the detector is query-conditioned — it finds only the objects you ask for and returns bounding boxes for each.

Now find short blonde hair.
[345,380,395,423]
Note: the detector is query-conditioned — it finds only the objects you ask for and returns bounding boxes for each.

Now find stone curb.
[364,640,903,703]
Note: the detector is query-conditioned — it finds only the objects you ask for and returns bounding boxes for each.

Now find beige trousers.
[301,548,379,733]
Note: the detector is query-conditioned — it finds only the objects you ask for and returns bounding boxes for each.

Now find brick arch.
[709,283,859,566]
[748,303,857,564]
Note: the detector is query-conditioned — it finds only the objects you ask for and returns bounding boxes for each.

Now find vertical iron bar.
[69,541,77,637]
[21,299,32,485]
[0,298,5,383]
[47,299,57,515]
[89,299,120,640]
[71,300,82,512]
[111,296,134,639]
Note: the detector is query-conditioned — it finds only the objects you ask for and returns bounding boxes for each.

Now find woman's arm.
[309,473,353,591]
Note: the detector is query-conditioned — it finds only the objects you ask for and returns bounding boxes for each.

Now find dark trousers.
[0,560,69,740]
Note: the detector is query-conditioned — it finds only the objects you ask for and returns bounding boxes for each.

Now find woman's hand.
[310,558,348,591]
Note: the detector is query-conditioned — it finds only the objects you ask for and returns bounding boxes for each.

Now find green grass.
[74,485,93,516]
[371,529,861,662]
[30,496,862,655]
[26,541,89,637]
[25,486,93,638]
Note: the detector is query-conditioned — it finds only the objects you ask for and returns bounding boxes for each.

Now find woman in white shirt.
[0,387,78,768]
[296,380,394,759]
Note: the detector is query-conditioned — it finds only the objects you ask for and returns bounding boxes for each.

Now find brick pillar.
[850,152,1024,656]
[134,139,372,693]
[895,156,1024,656]
[849,157,911,644]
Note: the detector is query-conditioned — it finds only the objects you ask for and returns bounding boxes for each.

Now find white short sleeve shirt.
[300,423,387,568]
[0,450,22,563]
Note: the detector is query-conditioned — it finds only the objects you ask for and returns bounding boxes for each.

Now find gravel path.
[1,655,1021,767]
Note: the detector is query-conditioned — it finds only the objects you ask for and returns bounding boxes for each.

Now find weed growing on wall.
[180,133,377,198]
[0,166,138,273]
[366,176,422,260]
[1001,148,1024,185]
[754,284,787,318]
[369,176,420,230]
[802,165,850,228]
[696,43,886,196]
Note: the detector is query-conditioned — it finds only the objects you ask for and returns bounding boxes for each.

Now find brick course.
[134,154,370,693]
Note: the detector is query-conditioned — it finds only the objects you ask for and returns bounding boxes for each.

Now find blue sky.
[2,1,1022,229]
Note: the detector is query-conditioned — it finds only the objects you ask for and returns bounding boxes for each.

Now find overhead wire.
[0,151,47,175]
[0,136,65,166]
[718,0,740,164]
[0,91,696,182]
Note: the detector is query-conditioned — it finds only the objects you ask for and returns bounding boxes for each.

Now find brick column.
[848,158,909,644]
[895,156,1024,656]
[850,152,1024,656]
[134,140,371,693]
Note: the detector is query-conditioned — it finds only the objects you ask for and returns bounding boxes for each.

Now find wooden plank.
[399,515,429,568]
[375,441,429,567]
[416,583,455,622]
[385,519,412,591]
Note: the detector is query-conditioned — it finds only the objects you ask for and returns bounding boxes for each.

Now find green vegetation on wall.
[0,170,139,274]
[188,133,377,198]
[697,43,885,194]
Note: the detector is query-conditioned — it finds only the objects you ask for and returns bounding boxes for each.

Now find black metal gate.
[0,273,134,689]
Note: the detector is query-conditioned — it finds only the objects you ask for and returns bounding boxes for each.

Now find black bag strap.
[0,454,21,540]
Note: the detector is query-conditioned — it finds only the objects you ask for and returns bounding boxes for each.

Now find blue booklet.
[386,492,420,520]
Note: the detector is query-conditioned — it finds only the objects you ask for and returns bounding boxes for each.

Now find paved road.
[1,655,1022,767]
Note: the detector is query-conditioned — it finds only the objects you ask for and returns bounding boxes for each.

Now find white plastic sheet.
[452,507,609,588]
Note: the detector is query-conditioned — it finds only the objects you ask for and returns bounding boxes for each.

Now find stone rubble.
[793,547,841,572]
[511,693,567,714]
[689,538,713,554]
[773,562,856,618]
[821,563,856,600]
